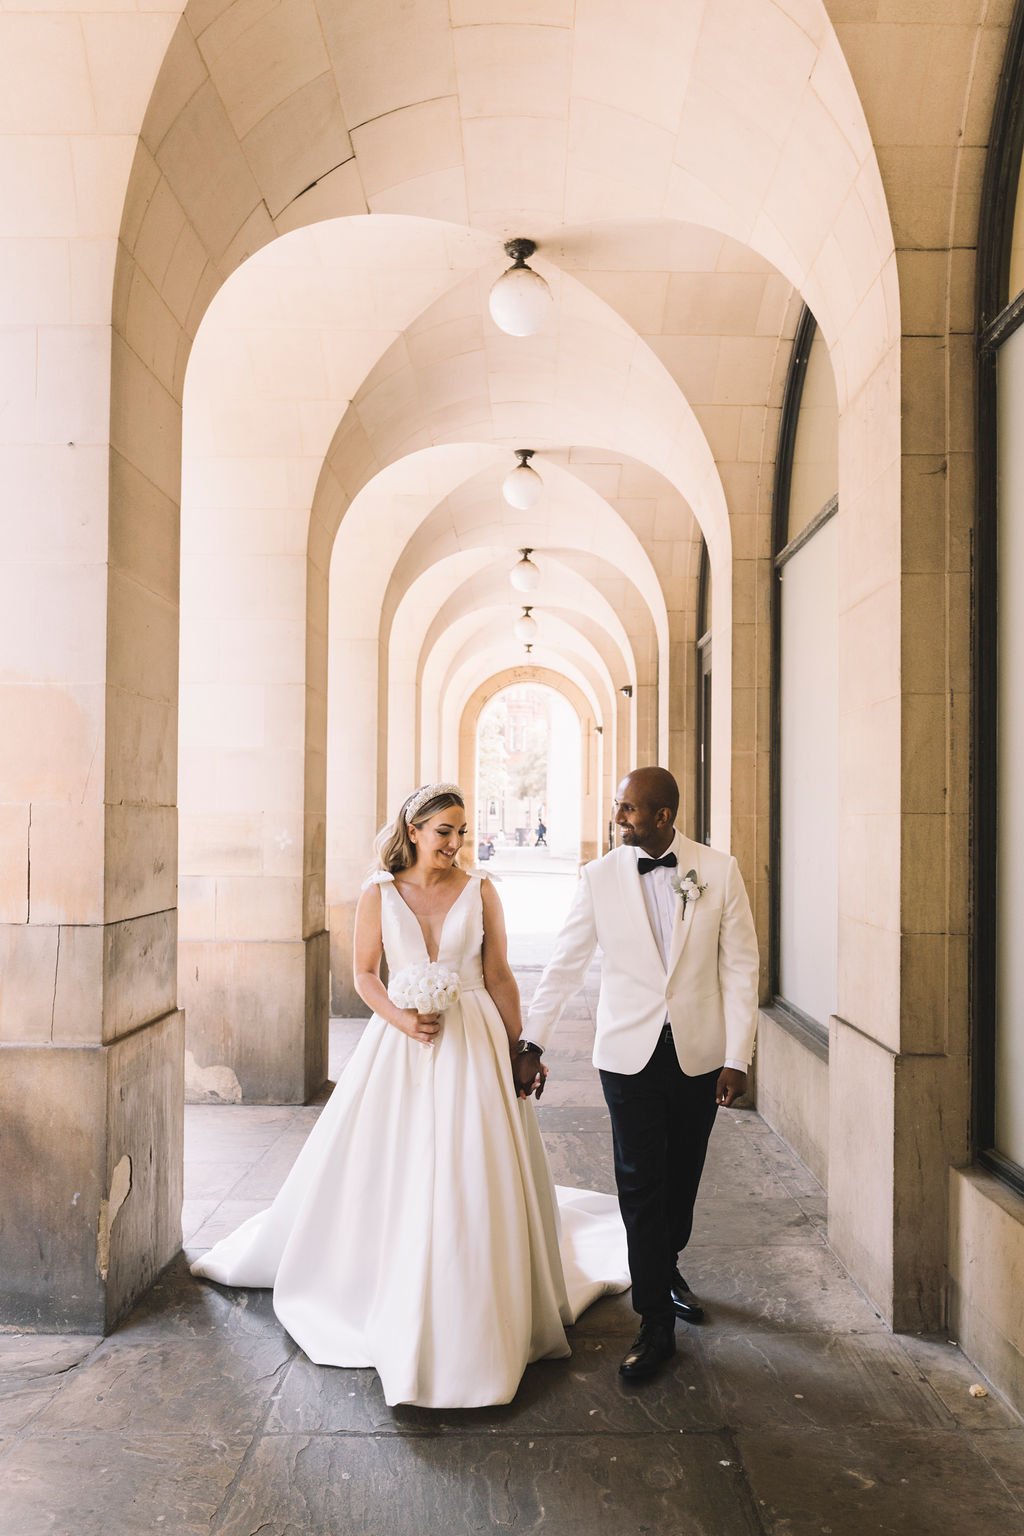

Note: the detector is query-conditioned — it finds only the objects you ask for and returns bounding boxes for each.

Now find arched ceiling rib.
[389,558,642,717]
[429,610,617,731]
[379,488,669,661]
[451,651,606,743]
[311,263,733,564]
[414,584,631,710]
[443,637,611,757]
[133,0,895,406]
[425,625,615,781]
[184,207,810,669]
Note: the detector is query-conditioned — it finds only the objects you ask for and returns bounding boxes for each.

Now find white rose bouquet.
[387,961,462,1016]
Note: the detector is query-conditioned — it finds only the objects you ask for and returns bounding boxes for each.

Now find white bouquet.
[387,961,462,1015]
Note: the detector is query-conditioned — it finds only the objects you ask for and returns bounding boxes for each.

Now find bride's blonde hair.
[372,784,466,875]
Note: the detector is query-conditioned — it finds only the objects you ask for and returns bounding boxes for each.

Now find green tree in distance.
[509,721,547,801]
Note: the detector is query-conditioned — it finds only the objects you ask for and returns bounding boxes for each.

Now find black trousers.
[599,1027,719,1325]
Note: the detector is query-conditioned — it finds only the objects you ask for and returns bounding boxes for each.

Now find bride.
[191,783,628,1408]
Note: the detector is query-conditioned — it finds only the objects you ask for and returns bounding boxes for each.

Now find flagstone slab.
[689,1195,819,1248]
[682,1245,887,1335]
[266,1334,722,1436]
[187,1199,274,1248]
[737,1426,1024,1536]
[969,1428,1024,1501]
[116,1253,285,1345]
[213,1430,765,1536]
[894,1333,1022,1430]
[31,1332,293,1437]
[0,1337,100,1375]
[0,1336,103,1444]
[0,1431,252,1536]
[702,1329,957,1431]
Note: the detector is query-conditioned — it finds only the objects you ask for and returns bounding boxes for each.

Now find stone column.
[819,0,996,1338]
[177,497,330,1103]
[0,310,187,1334]
[325,625,379,1020]
[829,315,971,1332]
[580,716,601,863]
[0,14,185,1332]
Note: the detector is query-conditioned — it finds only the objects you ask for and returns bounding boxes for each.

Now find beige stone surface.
[0,1043,107,1328]
[0,1008,183,1331]
[0,802,29,924]
[51,923,105,1045]
[0,922,60,1043]
[756,1010,829,1188]
[102,909,178,1044]
[103,1007,185,1328]
[892,1050,969,1330]
[828,1018,896,1319]
[950,1166,1024,1414]
[179,934,327,1103]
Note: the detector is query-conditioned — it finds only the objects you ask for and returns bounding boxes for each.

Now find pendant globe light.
[514,605,539,644]
[489,238,553,337]
[509,547,541,592]
[503,449,543,510]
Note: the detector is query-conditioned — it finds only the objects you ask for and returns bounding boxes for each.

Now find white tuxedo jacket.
[526,831,759,1076]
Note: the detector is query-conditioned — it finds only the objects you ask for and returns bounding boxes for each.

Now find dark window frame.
[974,0,1024,1199]
[768,303,838,1054]
[696,538,712,846]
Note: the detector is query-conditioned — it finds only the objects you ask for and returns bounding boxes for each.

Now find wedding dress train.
[190,872,629,1408]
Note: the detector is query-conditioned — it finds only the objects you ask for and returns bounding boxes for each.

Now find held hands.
[397,1009,443,1047]
[715,1067,747,1108]
[512,1047,548,1100]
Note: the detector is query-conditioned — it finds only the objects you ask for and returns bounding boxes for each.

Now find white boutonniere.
[670,867,707,918]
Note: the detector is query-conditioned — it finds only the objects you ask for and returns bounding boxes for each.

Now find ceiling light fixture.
[620,684,634,698]
[509,547,541,592]
[503,450,543,510]
[488,238,553,337]
[514,605,539,644]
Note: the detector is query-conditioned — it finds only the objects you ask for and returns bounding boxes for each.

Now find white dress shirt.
[635,846,749,1073]
[636,850,678,970]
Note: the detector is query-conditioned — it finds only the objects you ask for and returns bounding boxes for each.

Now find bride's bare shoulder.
[476,871,504,914]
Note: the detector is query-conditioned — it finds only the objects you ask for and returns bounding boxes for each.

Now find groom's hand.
[715,1067,747,1107]
[512,1048,545,1099]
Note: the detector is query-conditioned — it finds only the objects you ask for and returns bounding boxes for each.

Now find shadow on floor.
[1,978,1021,1536]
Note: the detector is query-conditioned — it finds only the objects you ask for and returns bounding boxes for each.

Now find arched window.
[695,538,712,846]
[975,4,1024,1196]
[769,305,839,1048]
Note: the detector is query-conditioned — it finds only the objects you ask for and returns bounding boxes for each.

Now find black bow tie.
[637,852,677,875]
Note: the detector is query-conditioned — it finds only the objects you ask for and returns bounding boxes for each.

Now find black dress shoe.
[670,1272,705,1324]
[618,1322,676,1379]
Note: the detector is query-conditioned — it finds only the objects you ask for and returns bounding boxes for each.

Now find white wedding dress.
[190,871,629,1408]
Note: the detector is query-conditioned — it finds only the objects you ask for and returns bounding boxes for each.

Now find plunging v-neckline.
[391,875,472,964]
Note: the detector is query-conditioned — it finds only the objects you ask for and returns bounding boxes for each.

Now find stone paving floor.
[2,966,1023,1535]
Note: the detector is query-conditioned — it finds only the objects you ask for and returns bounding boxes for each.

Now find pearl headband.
[404,782,463,825]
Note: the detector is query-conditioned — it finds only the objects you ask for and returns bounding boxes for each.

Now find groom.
[513,767,759,1380]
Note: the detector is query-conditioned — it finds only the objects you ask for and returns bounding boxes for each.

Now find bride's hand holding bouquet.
[388,961,461,1047]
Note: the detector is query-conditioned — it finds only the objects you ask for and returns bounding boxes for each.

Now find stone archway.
[458,668,604,866]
